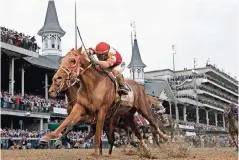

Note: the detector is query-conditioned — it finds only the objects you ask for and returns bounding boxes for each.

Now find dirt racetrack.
[1,145,238,160]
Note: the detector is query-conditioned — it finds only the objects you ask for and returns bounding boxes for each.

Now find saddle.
[108,73,134,107]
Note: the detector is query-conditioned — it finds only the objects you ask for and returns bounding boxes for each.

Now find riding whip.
[76,26,90,57]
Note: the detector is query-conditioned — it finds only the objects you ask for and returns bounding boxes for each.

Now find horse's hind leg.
[150,126,160,147]
[124,114,151,156]
[108,114,121,155]
[74,124,96,148]
[54,124,75,148]
[232,133,238,150]
[170,125,174,143]
[138,108,168,141]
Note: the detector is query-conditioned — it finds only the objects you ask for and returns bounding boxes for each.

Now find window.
[57,36,61,50]
[51,38,55,48]
[45,41,48,48]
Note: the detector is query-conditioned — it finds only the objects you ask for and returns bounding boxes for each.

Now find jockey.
[89,42,129,95]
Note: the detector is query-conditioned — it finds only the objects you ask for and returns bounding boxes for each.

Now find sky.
[0,0,238,78]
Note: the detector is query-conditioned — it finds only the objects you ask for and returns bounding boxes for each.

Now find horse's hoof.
[40,136,51,144]
[40,139,49,144]
[54,140,62,148]
[163,135,169,142]
[90,152,99,157]
[74,142,81,148]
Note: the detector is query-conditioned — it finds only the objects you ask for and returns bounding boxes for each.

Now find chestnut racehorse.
[53,82,165,154]
[40,47,168,156]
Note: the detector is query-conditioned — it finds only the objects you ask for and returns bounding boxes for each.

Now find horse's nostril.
[57,76,62,80]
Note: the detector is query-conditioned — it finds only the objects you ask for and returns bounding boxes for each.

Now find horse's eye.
[70,59,76,64]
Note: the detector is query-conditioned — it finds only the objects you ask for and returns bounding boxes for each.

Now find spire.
[128,23,146,68]
[38,0,65,36]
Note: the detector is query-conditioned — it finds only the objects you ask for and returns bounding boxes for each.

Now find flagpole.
[130,21,135,81]
[130,21,134,49]
[75,0,77,49]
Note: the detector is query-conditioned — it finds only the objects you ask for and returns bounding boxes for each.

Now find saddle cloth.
[120,83,134,107]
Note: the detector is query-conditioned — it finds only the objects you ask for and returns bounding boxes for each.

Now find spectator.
[7,137,14,149]
[21,137,27,150]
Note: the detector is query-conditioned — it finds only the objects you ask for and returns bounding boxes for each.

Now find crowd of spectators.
[184,134,233,148]
[195,123,225,132]
[1,91,66,113]
[176,93,225,109]
[178,121,226,132]
[167,74,204,87]
[0,128,108,150]
[206,63,238,84]
[197,85,237,103]
[176,84,237,103]
[205,74,238,94]
[1,26,40,52]
[167,71,238,94]
[1,128,46,138]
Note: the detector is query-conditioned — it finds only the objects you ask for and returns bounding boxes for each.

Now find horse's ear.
[71,48,75,51]
[77,46,82,54]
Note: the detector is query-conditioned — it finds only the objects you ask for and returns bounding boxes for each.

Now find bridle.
[56,49,92,93]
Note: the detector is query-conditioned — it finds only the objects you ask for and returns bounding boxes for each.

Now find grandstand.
[145,64,238,134]
[0,0,68,132]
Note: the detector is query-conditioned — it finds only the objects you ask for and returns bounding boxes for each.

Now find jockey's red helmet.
[95,42,110,54]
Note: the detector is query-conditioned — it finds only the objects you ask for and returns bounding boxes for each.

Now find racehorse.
[40,47,168,156]
[224,103,238,150]
[51,79,166,157]
[51,76,163,154]
[151,110,176,143]
[136,96,176,145]
[149,96,176,142]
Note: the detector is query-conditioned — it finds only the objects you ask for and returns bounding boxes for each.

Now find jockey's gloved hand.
[89,55,97,65]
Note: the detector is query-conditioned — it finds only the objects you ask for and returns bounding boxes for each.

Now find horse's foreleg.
[40,104,86,143]
[94,108,107,156]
